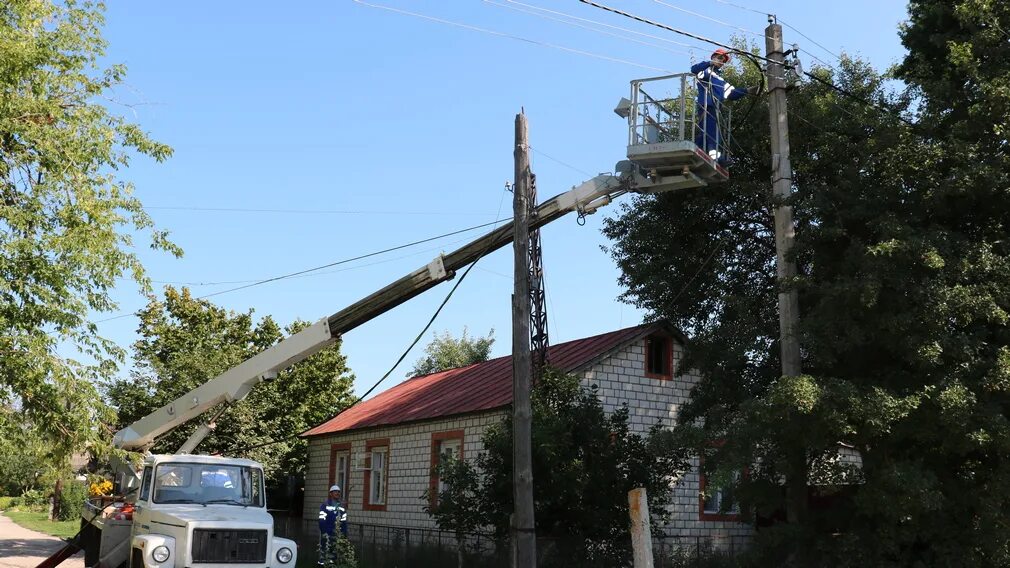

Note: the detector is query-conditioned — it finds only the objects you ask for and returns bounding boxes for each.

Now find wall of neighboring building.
[303,410,507,529]
[580,335,754,548]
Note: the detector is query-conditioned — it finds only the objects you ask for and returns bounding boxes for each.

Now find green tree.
[422,456,483,568]
[105,287,355,484]
[0,410,60,496]
[604,21,1010,565]
[409,328,494,376]
[0,1,178,465]
[474,368,688,567]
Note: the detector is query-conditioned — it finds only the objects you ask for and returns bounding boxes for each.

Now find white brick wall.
[304,411,507,529]
[579,336,753,542]
[304,332,752,544]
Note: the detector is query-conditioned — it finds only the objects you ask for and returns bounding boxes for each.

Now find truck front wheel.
[130,548,143,568]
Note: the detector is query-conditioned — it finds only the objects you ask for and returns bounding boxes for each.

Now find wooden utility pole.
[511,111,537,568]
[765,19,809,530]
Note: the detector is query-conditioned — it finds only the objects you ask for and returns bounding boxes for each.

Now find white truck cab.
[87,455,296,568]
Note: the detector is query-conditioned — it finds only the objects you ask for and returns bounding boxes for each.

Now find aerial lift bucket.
[614,73,731,193]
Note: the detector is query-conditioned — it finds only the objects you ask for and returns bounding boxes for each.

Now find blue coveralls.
[690,61,749,162]
[317,498,348,565]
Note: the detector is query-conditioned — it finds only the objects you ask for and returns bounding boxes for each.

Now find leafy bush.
[21,489,46,509]
[57,481,88,521]
[0,496,21,510]
[320,534,357,568]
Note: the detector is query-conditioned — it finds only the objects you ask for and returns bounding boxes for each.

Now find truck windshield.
[152,463,264,507]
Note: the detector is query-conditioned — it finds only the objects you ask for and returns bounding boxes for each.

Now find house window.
[429,430,465,506]
[699,469,742,521]
[645,334,673,379]
[328,443,351,500]
[364,438,390,511]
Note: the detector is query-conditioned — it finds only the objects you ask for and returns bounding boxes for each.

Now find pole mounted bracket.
[426,254,448,281]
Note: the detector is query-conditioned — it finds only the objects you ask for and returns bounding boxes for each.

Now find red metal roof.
[301,322,666,437]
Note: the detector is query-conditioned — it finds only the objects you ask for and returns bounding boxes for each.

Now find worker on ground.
[317,484,348,565]
[691,48,755,164]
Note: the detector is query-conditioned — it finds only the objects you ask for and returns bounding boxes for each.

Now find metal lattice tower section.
[527,172,550,381]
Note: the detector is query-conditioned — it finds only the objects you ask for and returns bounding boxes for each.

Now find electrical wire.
[779,19,843,64]
[352,0,671,72]
[143,206,488,216]
[93,219,504,324]
[223,185,515,456]
[530,146,593,177]
[650,0,765,38]
[222,248,487,456]
[709,0,772,17]
[802,71,915,127]
[488,0,708,51]
[484,0,694,56]
[579,0,784,67]
[582,0,910,129]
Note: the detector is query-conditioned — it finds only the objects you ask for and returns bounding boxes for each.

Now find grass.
[3,511,80,540]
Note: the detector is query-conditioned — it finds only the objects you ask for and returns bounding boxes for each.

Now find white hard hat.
[329,485,341,492]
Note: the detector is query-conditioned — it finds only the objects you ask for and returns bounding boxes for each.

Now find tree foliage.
[0,0,178,464]
[0,409,64,496]
[603,8,1010,564]
[467,368,688,566]
[105,287,355,484]
[409,328,494,377]
[422,456,483,568]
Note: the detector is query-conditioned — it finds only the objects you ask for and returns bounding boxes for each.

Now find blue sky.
[89,0,911,399]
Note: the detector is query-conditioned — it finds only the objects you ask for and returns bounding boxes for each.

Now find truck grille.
[192,529,268,564]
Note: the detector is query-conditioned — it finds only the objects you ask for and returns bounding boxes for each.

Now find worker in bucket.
[690,48,754,164]
[317,484,348,565]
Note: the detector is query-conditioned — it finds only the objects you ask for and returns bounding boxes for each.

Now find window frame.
[428,430,465,508]
[363,438,390,511]
[698,454,743,522]
[644,334,674,380]
[139,466,153,502]
[328,442,351,504]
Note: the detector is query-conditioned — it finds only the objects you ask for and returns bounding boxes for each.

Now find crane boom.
[113,174,627,451]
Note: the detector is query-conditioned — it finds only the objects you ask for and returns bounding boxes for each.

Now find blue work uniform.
[317,498,348,565]
[690,60,749,161]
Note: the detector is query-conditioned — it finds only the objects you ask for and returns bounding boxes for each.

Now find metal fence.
[272,513,746,568]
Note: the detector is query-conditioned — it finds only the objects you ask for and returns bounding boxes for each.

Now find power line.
[650,0,765,38]
[487,0,707,51]
[152,236,476,288]
[484,0,694,57]
[530,146,593,177]
[578,0,783,67]
[93,219,504,324]
[352,0,671,72]
[223,247,486,457]
[143,206,489,216]
[802,71,916,128]
[581,0,909,129]
[709,0,772,17]
[223,185,516,457]
[779,19,843,64]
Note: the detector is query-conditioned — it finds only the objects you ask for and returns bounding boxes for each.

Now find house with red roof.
[299,322,752,551]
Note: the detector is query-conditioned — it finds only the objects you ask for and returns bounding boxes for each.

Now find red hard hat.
[712,48,731,62]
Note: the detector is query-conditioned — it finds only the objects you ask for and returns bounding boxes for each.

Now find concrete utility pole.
[628,488,654,568]
[511,111,537,568]
[765,19,802,379]
[765,19,808,531]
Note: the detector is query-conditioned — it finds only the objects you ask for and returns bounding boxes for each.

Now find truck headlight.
[152,545,171,563]
[276,547,293,563]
